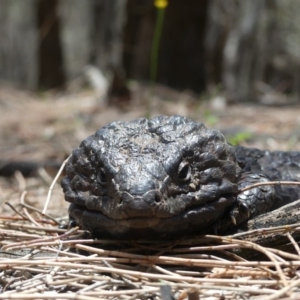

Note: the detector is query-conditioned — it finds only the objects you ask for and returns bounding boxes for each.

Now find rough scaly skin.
[61,115,300,238]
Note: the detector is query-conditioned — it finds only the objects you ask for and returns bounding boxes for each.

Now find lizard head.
[61,115,241,238]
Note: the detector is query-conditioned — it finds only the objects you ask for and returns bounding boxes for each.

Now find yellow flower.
[154,0,168,9]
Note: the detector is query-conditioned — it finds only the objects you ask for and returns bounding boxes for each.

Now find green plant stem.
[150,7,165,84]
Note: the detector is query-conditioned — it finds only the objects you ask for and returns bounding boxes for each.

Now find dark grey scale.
[61,115,300,239]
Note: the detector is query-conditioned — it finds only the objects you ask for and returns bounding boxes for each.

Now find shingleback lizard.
[61,115,300,238]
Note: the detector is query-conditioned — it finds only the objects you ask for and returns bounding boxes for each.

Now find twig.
[239,180,300,193]
[19,191,41,227]
[43,155,71,215]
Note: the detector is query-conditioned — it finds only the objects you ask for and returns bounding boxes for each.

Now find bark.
[58,0,94,79]
[91,0,127,72]
[37,0,65,89]
[0,0,38,89]
[231,198,300,256]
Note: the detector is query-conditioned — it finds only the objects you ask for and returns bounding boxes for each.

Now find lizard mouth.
[69,195,235,238]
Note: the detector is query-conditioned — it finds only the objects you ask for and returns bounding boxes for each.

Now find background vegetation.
[1,0,300,104]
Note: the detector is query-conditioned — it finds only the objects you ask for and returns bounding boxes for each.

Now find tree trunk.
[0,0,38,89]
[38,0,65,89]
[0,0,127,90]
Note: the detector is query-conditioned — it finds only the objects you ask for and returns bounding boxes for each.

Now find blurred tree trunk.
[92,0,126,71]
[0,0,38,89]
[205,0,300,103]
[205,0,266,101]
[38,0,65,89]
[59,0,94,79]
[59,0,126,80]
[0,0,126,90]
[222,0,264,102]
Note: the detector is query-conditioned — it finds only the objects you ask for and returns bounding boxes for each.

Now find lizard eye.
[177,162,191,182]
[98,168,108,185]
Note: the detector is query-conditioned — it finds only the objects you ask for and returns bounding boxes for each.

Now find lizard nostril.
[142,190,162,205]
[154,192,162,203]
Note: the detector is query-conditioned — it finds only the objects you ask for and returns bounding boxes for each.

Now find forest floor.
[0,83,300,299]
[1,82,299,161]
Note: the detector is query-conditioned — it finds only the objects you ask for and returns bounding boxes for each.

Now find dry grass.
[1,170,300,299]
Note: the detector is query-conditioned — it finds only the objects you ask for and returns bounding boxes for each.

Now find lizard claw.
[231,215,237,225]
[229,200,252,226]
